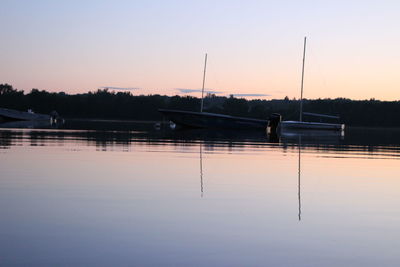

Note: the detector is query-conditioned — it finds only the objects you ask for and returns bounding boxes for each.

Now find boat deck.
[158,109,268,130]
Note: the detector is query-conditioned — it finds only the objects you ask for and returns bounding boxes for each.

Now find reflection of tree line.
[1,128,400,159]
[0,131,17,149]
[0,129,260,151]
[0,130,132,150]
[2,83,400,127]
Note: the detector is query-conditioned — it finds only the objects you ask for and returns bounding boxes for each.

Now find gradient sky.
[1,0,399,100]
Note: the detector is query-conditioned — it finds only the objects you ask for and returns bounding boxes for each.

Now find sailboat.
[158,54,269,130]
[279,37,345,132]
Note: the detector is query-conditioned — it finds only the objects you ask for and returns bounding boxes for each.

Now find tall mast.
[299,37,307,122]
[200,53,208,112]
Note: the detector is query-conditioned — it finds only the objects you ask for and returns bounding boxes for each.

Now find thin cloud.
[231,93,271,97]
[175,88,224,94]
[99,86,141,90]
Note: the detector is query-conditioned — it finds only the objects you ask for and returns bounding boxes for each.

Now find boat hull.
[0,108,50,122]
[279,121,344,131]
[158,109,268,130]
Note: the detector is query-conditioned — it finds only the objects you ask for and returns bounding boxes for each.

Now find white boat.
[279,37,345,132]
[280,120,344,131]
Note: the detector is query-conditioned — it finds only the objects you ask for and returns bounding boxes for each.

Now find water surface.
[0,122,399,266]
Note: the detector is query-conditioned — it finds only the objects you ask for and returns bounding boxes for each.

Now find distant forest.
[1,84,400,127]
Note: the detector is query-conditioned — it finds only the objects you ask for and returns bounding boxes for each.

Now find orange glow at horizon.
[1,1,399,101]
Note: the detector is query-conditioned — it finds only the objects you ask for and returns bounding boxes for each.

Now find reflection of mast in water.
[200,142,204,198]
[298,136,302,221]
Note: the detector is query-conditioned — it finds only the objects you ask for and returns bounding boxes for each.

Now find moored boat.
[278,37,344,133]
[279,120,344,131]
[0,108,50,122]
[0,107,63,124]
[158,108,268,130]
[159,53,268,130]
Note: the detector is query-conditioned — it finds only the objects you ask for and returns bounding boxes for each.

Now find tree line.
[1,84,399,127]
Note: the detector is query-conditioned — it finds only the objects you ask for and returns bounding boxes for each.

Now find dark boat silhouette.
[159,54,268,130]
[158,108,268,130]
[0,107,51,122]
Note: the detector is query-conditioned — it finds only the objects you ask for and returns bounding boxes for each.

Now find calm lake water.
[0,121,400,266]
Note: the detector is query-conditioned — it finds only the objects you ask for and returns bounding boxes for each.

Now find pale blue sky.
[1,0,399,99]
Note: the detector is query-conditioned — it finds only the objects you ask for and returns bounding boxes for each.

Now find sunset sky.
[1,0,399,100]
